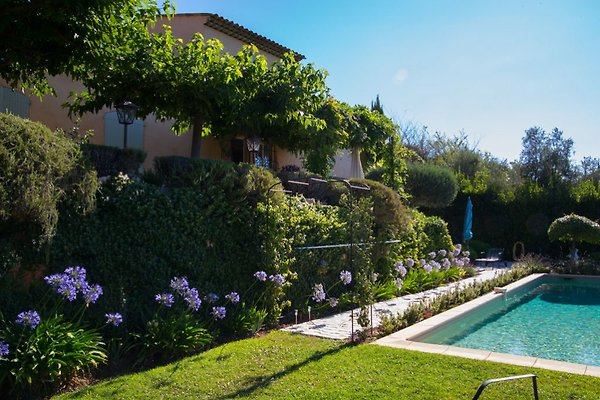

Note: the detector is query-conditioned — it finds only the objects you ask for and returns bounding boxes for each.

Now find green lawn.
[55,331,600,399]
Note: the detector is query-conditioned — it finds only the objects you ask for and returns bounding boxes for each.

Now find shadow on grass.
[217,339,353,399]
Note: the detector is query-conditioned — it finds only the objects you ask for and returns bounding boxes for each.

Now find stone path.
[282,267,511,340]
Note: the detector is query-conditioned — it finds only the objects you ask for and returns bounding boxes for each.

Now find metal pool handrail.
[472,374,539,400]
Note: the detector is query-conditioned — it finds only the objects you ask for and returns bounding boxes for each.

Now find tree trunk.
[190,114,204,158]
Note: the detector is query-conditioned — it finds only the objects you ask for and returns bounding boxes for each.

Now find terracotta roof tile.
[204,13,305,61]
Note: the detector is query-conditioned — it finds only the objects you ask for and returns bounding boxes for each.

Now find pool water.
[418,276,600,366]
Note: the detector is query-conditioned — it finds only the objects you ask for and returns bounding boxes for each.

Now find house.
[0,13,353,175]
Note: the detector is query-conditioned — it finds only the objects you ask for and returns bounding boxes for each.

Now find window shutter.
[0,87,29,118]
[104,112,144,150]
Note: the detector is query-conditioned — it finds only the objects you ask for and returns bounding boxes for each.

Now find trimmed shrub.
[405,162,458,208]
[82,144,146,177]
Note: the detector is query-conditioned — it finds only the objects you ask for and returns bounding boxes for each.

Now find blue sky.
[174,0,600,162]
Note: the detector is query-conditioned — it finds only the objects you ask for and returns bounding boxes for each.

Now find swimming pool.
[415,274,600,367]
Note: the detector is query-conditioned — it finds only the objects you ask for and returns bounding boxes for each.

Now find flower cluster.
[339,270,352,285]
[311,269,354,307]
[156,277,240,320]
[225,292,240,304]
[312,283,326,302]
[254,270,285,287]
[105,313,123,327]
[212,306,227,320]
[396,245,471,277]
[0,340,8,357]
[270,273,285,286]
[254,271,268,282]
[204,293,220,304]
[44,266,103,305]
[155,293,175,308]
[16,310,40,329]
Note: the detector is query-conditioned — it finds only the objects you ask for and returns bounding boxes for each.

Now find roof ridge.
[204,13,305,61]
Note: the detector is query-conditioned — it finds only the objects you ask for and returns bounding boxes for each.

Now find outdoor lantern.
[115,101,138,148]
[245,134,262,153]
[115,101,138,125]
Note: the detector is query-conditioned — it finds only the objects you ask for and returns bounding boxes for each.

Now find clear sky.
[173,0,600,162]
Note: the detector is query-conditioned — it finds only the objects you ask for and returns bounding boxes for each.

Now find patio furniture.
[475,248,505,267]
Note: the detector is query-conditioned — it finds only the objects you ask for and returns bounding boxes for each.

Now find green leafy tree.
[519,127,575,187]
[70,25,341,165]
[548,213,600,269]
[0,0,172,94]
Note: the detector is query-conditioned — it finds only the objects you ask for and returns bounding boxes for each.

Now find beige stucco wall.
[161,14,280,64]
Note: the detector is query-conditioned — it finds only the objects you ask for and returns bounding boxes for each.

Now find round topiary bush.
[405,162,458,208]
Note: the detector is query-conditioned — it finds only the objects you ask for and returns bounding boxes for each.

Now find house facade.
[0,13,353,175]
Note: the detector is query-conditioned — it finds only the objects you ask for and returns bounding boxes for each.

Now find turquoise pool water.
[418,276,600,366]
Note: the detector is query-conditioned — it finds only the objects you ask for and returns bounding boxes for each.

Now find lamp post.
[310,177,370,341]
[246,134,261,165]
[115,101,139,149]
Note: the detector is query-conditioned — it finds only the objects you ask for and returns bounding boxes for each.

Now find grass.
[55,331,600,400]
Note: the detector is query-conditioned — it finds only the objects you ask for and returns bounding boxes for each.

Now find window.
[104,111,144,150]
[0,87,29,118]
[230,138,274,168]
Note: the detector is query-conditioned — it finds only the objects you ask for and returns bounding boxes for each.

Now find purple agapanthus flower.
[328,297,339,307]
[419,259,426,266]
[57,279,77,301]
[438,249,447,257]
[225,292,240,304]
[395,262,407,277]
[105,313,123,327]
[155,293,175,307]
[430,261,441,271]
[270,274,285,286]
[204,293,220,303]
[339,270,352,285]
[184,288,202,311]
[64,266,87,282]
[406,258,415,268]
[254,271,268,282]
[428,251,437,259]
[170,277,189,296]
[0,340,9,357]
[44,273,66,289]
[423,263,433,273]
[312,283,326,303]
[212,306,227,320]
[443,259,452,270]
[82,284,103,305]
[16,310,40,329]
[395,278,404,289]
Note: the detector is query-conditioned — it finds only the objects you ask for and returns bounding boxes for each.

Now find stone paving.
[282,266,512,340]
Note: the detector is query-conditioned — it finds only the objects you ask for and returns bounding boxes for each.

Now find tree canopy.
[547,214,600,246]
[0,0,172,94]
[519,127,575,187]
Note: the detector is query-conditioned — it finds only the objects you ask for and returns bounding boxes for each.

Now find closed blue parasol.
[462,196,473,243]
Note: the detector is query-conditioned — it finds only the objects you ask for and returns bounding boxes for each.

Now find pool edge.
[373,273,600,377]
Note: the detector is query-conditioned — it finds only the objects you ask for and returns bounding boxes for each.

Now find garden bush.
[405,162,458,208]
[0,113,97,239]
[81,144,146,177]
